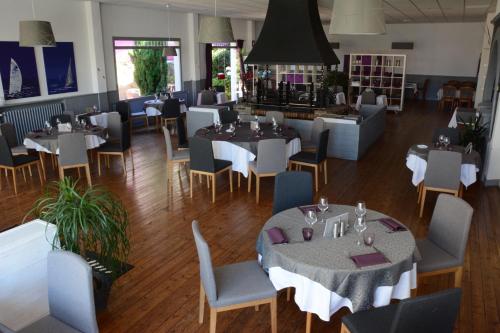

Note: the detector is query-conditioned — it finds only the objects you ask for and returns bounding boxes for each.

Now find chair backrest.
[389,288,461,333]
[191,221,217,304]
[447,80,461,88]
[0,322,15,333]
[265,111,284,125]
[216,92,227,104]
[273,171,313,215]
[314,129,330,163]
[58,133,89,167]
[428,194,473,265]
[120,120,131,151]
[189,136,215,172]
[162,126,174,160]
[0,136,14,167]
[459,86,475,99]
[47,251,99,333]
[220,109,238,124]
[107,112,122,142]
[256,139,287,174]
[432,127,460,145]
[197,90,216,106]
[63,111,76,125]
[360,89,376,105]
[0,123,19,147]
[186,111,214,138]
[442,85,457,98]
[50,114,72,127]
[161,98,181,118]
[310,118,325,145]
[424,150,462,190]
[115,101,130,122]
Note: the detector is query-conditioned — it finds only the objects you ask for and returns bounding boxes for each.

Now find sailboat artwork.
[43,42,78,95]
[0,41,41,100]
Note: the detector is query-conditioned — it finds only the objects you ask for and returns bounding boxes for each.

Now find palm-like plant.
[26,178,130,272]
[459,113,489,150]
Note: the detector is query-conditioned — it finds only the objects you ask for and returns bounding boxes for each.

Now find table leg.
[305,312,312,333]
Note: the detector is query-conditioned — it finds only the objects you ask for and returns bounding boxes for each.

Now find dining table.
[436,88,475,101]
[256,204,417,323]
[23,127,107,154]
[194,122,301,177]
[406,144,481,188]
[143,98,188,115]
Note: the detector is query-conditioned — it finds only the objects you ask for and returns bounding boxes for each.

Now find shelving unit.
[349,53,406,112]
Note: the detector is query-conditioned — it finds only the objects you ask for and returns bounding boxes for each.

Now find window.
[113,38,182,100]
[212,42,242,101]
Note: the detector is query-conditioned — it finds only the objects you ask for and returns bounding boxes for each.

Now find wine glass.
[305,210,318,227]
[317,196,329,223]
[354,217,367,246]
[438,134,445,147]
[354,201,367,219]
[443,136,450,149]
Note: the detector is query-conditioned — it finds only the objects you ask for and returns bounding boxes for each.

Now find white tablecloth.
[189,106,221,123]
[90,113,109,128]
[211,137,301,177]
[269,264,416,322]
[0,220,57,331]
[406,153,479,188]
[335,92,346,105]
[355,95,387,110]
[23,134,106,154]
[144,99,187,114]
[448,108,458,128]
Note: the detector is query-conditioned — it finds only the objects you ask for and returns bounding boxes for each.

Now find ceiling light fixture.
[164,4,177,57]
[329,0,386,35]
[19,0,56,47]
[198,0,234,43]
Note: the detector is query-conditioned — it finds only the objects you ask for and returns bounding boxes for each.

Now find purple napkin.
[266,227,288,244]
[351,252,390,268]
[378,218,407,232]
[298,205,320,215]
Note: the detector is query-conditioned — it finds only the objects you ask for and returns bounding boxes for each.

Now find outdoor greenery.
[26,178,130,271]
[212,48,231,96]
[130,46,169,96]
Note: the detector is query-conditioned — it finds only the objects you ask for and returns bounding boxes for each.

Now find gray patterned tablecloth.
[195,122,299,155]
[257,204,416,313]
[24,128,107,154]
[407,144,481,168]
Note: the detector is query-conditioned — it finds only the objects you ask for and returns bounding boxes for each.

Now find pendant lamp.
[329,0,386,35]
[164,4,177,57]
[199,0,234,43]
[19,0,56,47]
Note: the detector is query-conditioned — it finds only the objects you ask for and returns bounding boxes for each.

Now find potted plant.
[25,177,131,310]
[459,113,489,155]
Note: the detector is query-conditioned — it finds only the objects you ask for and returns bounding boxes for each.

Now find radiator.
[1,102,64,143]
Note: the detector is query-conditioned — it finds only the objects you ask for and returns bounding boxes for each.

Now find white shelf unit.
[349,53,407,112]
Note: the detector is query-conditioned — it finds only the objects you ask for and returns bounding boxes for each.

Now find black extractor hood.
[245,0,339,65]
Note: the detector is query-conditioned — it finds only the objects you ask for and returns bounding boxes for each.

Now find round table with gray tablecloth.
[195,122,302,177]
[256,204,417,321]
[23,128,107,154]
[406,144,481,188]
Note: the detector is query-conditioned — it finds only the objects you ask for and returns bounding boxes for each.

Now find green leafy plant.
[322,69,349,93]
[130,46,168,96]
[25,178,130,271]
[459,113,489,150]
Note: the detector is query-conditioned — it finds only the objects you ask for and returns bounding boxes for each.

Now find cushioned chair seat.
[341,303,397,333]
[211,260,276,308]
[289,151,317,163]
[172,149,190,161]
[18,315,81,333]
[11,146,28,156]
[96,142,122,153]
[12,154,39,167]
[214,159,232,172]
[416,239,461,273]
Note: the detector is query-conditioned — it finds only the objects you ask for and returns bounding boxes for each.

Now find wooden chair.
[439,85,457,111]
[446,80,461,88]
[162,127,189,197]
[301,118,324,152]
[176,116,189,150]
[248,139,287,203]
[418,150,462,217]
[97,121,134,176]
[458,86,475,108]
[189,136,233,203]
[0,136,44,195]
[0,123,28,156]
[192,221,277,333]
[419,78,430,101]
[160,98,181,134]
[460,81,475,88]
[289,129,329,192]
[416,194,473,292]
[58,133,92,187]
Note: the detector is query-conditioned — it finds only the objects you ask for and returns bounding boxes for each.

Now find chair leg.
[211,175,216,203]
[459,184,464,198]
[39,152,46,180]
[270,297,277,333]
[209,308,217,333]
[286,288,291,301]
[11,169,18,195]
[129,148,135,170]
[256,175,260,203]
[59,167,64,181]
[121,153,127,175]
[207,175,210,189]
[248,169,252,192]
[36,162,44,187]
[255,305,259,311]
[419,188,427,218]
[199,283,205,324]
[77,167,81,178]
[323,160,328,184]
[238,172,241,188]
[306,312,312,333]
[229,169,233,193]
[454,267,463,288]
[21,167,26,182]
[314,165,319,192]
[98,153,102,176]
[340,323,351,333]
[190,171,194,198]
[85,165,92,187]
[28,164,32,177]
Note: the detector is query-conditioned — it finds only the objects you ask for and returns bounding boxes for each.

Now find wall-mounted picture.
[43,42,78,95]
[0,41,41,100]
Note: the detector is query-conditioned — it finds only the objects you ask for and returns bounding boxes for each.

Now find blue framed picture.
[0,41,41,100]
[43,42,78,95]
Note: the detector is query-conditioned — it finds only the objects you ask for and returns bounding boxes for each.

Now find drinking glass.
[354,201,367,219]
[438,134,445,147]
[443,136,450,149]
[363,232,375,247]
[317,196,329,223]
[305,210,318,227]
[354,217,367,246]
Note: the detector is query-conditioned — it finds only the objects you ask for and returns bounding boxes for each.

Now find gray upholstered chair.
[163,127,189,196]
[0,123,28,156]
[0,250,99,333]
[106,112,122,143]
[416,194,473,289]
[265,111,284,125]
[97,121,133,176]
[197,90,216,106]
[340,288,461,333]
[58,133,92,187]
[360,89,376,105]
[272,171,313,215]
[248,139,287,203]
[192,221,277,333]
[301,118,325,152]
[418,150,462,217]
[187,111,214,138]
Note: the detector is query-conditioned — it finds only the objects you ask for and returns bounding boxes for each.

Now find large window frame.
[112,37,182,100]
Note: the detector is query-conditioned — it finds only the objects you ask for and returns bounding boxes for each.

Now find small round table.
[257,204,417,324]
[195,122,302,177]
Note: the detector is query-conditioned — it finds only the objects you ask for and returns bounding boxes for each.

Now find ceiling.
[91,0,498,23]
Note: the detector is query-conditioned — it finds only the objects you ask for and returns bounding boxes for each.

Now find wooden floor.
[1,101,499,333]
